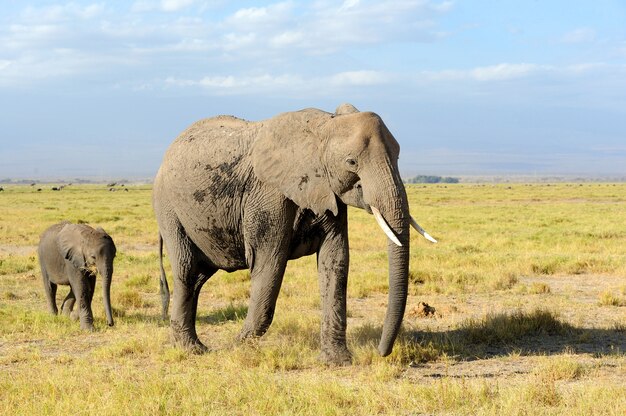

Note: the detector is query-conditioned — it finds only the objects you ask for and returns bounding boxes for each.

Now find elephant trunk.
[365,166,410,356]
[99,259,114,326]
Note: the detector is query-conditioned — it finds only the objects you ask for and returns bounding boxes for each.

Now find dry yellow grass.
[1,182,625,415]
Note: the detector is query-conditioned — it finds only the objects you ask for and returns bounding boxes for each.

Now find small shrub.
[2,291,20,300]
[524,376,561,407]
[124,273,152,289]
[460,309,571,345]
[535,357,588,381]
[116,290,151,308]
[612,321,626,333]
[489,273,519,290]
[598,291,625,307]
[531,260,559,275]
[529,282,551,294]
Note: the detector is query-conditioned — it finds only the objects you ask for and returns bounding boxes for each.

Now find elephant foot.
[80,322,95,332]
[237,322,269,341]
[171,327,208,354]
[174,336,208,354]
[69,310,79,321]
[320,346,352,366]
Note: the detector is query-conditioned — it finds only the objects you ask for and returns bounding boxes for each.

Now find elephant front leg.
[67,270,94,331]
[238,258,288,340]
[239,205,294,341]
[317,217,352,365]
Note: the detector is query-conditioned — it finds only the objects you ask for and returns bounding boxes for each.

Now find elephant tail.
[158,233,170,320]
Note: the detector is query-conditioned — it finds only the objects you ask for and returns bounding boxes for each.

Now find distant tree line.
[405,175,459,184]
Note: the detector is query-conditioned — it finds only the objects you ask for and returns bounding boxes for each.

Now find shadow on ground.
[350,309,625,363]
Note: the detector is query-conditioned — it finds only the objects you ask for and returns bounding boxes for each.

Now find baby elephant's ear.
[57,224,86,269]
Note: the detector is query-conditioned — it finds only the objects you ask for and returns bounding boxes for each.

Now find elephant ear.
[57,224,86,269]
[251,110,338,216]
[96,227,116,255]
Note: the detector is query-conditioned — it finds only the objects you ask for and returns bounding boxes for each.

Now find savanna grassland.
[1,183,625,415]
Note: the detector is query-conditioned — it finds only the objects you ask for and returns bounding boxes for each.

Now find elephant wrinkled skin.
[38,221,116,330]
[154,103,432,364]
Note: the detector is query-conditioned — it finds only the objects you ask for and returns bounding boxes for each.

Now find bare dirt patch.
[347,274,626,383]
[0,245,37,256]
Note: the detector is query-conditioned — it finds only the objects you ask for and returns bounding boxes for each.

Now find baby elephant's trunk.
[98,259,114,326]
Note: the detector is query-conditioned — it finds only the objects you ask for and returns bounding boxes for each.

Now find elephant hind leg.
[42,273,59,315]
[61,289,77,319]
[162,220,215,353]
[171,267,216,353]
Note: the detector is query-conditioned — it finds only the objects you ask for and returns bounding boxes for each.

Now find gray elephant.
[38,221,116,330]
[154,103,435,364]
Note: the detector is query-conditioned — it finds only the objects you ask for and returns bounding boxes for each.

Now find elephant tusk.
[371,206,403,247]
[410,216,438,243]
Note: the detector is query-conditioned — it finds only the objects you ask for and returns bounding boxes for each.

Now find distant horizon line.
[2,173,625,185]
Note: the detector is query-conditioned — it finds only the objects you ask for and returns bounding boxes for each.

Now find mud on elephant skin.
[38,221,116,330]
[154,103,436,364]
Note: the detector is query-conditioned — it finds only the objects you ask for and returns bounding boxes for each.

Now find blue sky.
[1,1,625,179]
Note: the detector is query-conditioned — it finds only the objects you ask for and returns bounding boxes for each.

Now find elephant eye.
[345,158,358,168]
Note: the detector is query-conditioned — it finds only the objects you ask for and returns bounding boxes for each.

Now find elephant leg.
[67,269,94,331]
[41,266,58,315]
[191,271,214,327]
[170,267,215,353]
[86,274,96,305]
[80,274,97,322]
[238,257,289,340]
[61,289,76,318]
[162,220,213,353]
[238,204,295,340]
[317,207,351,365]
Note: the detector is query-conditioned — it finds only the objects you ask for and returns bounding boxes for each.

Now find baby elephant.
[38,221,116,330]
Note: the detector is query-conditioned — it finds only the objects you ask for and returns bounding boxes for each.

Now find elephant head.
[252,103,435,356]
[57,223,116,326]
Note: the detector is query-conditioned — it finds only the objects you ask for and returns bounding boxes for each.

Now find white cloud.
[225,2,295,29]
[420,63,548,82]
[470,63,544,81]
[165,73,307,94]
[222,32,258,50]
[271,31,304,47]
[131,0,196,12]
[330,70,389,86]
[0,0,454,88]
[3,23,69,50]
[161,0,195,12]
[414,62,622,85]
[21,3,105,22]
[560,27,596,44]
[339,0,360,12]
[218,0,449,53]
[163,70,389,95]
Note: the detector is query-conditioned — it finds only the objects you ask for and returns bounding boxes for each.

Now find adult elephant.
[154,104,436,364]
[38,221,116,330]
